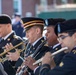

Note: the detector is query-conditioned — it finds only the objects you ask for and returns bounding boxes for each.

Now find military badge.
[59,62,64,67]
[7,38,10,41]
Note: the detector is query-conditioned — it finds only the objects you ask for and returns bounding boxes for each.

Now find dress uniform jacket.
[16,37,51,75]
[0,63,8,75]
[25,37,50,60]
[0,31,23,75]
[35,47,76,75]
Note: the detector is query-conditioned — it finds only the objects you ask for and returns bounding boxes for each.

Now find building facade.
[0,0,75,17]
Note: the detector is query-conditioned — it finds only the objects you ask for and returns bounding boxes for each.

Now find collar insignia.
[59,62,64,67]
[55,48,58,50]
[72,50,76,54]
[7,38,10,41]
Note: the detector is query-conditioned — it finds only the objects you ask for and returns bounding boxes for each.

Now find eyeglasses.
[57,35,69,41]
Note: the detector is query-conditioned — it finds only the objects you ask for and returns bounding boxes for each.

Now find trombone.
[33,47,68,65]
[0,42,26,62]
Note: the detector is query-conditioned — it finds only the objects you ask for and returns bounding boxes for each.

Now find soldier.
[35,19,76,75]
[0,14,23,75]
[45,18,66,65]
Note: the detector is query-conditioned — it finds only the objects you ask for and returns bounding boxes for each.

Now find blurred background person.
[12,13,25,38]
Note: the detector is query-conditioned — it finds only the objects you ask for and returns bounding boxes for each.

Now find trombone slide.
[33,47,68,65]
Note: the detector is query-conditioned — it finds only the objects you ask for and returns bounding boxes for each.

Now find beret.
[45,18,66,27]
[0,14,11,24]
[54,19,76,36]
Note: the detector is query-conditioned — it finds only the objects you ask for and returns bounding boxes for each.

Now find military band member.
[0,14,23,75]
[35,19,76,75]
[45,18,66,65]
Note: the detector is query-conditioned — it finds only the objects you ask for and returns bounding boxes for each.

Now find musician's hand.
[42,52,53,65]
[24,56,38,70]
[6,50,20,61]
[16,66,29,75]
[22,71,29,75]
[5,43,13,51]
[16,66,22,73]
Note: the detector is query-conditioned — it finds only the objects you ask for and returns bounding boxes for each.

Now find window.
[61,0,68,4]
[13,0,22,15]
[40,0,47,6]
[0,0,2,14]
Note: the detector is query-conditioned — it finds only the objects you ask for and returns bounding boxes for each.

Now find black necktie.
[0,38,4,43]
[24,43,33,58]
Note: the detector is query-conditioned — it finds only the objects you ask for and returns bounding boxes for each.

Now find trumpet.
[0,42,26,62]
[33,47,68,65]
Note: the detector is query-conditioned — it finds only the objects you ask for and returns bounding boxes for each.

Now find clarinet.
[16,40,46,75]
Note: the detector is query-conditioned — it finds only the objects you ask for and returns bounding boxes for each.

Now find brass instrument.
[33,47,68,65]
[0,42,26,62]
[16,40,47,75]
